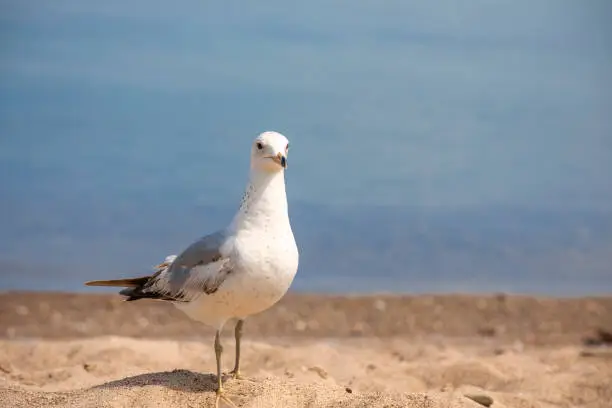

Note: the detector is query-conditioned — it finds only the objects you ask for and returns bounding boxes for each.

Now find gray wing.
[123,230,234,302]
[171,230,227,271]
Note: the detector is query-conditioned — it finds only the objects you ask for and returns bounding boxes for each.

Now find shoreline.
[2,291,610,344]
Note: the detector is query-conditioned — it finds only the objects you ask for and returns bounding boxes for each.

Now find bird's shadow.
[91,369,225,393]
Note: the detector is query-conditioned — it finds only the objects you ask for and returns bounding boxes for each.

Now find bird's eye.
[256,142,263,150]
[285,143,289,151]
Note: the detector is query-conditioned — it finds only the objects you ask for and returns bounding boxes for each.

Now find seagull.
[85,131,299,406]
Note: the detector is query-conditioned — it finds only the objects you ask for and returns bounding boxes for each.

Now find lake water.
[1,1,611,294]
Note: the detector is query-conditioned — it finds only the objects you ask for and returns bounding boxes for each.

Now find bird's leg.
[229,319,245,380]
[214,330,224,391]
[214,330,236,408]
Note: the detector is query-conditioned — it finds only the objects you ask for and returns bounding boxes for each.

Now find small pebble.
[15,305,29,316]
[477,327,496,337]
[6,328,16,339]
[137,317,149,328]
[294,320,307,331]
[464,393,494,407]
[373,299,386,312]
[512,340,525,353]
[350,322,366,335]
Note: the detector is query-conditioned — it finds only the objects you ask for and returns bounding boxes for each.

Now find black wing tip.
[119,287,187,302]
[84,276,152,288]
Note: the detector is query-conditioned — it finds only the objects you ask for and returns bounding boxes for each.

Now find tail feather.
[84,255,178,302]
[84,276,151,288]
[84,272,179,302]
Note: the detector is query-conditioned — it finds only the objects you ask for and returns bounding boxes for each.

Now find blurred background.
[1,1,611,295]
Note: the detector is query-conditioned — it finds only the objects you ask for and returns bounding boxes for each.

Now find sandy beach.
[1,292,611,407]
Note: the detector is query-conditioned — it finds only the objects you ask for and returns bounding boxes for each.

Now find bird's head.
[250,131,290,173]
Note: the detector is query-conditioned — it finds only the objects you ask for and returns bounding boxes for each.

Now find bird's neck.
[231,170,289,231]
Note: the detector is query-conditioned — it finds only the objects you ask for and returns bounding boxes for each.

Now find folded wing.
[86,230,234,302]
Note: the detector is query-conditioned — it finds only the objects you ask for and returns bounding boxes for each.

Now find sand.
[1,292,611,407]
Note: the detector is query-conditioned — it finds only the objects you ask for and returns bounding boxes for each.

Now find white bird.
[86,131,299,406]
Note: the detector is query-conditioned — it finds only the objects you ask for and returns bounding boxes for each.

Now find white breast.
[174,227,298,329]
[231,224,299,299]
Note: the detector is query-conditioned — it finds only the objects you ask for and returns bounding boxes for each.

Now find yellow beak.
[271,152,287,168]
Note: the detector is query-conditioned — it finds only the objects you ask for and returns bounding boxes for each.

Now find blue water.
[1,1,611,295]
